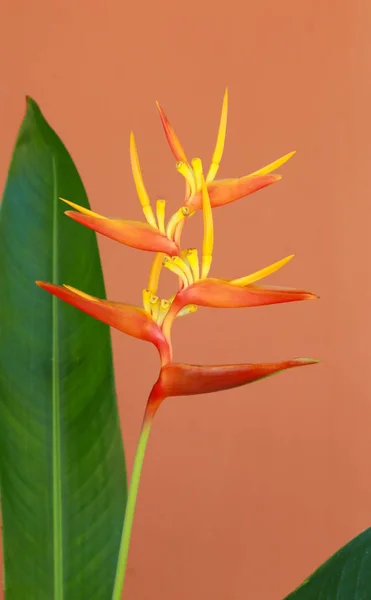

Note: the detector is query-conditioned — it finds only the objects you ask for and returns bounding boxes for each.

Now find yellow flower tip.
[191,157,204,191]
[166,206,189,239]
[129,132,157,228]
[248,151,296,179]
[160,298,171,309]
[62,285,96,301]
[191,157,203,176]
[60,198,105,220]
[206,88,229,184]
[231,254,296,287]
[186,248,200,281]
[157,298,172,326]
[163,256,189,287]
[176,161,197,196]
[150,294,160,320]
[172,256,193,284]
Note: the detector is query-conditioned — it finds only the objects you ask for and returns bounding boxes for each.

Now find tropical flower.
[36,90,319,600]
[156,88,294,210]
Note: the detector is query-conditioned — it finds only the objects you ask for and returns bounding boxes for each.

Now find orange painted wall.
[0,0,369,598]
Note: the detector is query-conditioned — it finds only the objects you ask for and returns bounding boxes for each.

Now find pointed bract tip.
[293,357,320,365]
[156,100,164,115]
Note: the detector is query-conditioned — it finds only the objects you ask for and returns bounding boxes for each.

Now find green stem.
[112,412,154,600]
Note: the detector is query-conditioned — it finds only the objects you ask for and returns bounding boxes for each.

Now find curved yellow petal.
[206,87,228,183]
[130,132,157,228]
[231,255,295,286]
[176,161,196,197]
[201,174,214,279]
[60,198,106,219]
[248,151,296,178]
[166,206,189,239]
[156,200,166,233]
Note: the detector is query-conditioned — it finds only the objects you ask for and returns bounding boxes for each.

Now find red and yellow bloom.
[36,90,319,598]
[37,89,318,399]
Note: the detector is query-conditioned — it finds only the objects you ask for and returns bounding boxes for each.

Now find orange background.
[0,0,369,598]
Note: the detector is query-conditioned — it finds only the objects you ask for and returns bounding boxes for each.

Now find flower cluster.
[37,89,318,415]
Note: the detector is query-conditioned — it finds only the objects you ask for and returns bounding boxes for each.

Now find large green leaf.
[284,528,371,599]
[0,98,127,599]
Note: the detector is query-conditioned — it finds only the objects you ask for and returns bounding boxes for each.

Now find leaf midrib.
[52,156,63,599]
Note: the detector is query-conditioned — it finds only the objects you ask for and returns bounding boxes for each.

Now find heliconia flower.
[156,88,295,209]
[36,90,319,600]
[60,198,179,256]
[35,281,172,365]
[147,358,319,414]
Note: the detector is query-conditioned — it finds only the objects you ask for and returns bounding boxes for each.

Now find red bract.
[147,359,319,415]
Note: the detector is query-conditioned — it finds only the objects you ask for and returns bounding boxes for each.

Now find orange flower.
[38,91,318,382]
[37,90,319,600]
[157,88,294,209]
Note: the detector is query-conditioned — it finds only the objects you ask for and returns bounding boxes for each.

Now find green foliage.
[0,98,127,599]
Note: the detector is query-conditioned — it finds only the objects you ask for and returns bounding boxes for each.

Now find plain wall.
[1,0,370,598]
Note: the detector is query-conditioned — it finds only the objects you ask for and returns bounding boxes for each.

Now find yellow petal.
[166,206,189,239]
[248,151,296,178]
[157,298,171,326]
[163,256,189,288]
[191,157,204,193]
[206,87,228,183]
[150,294,160,320]
[231,255,295,286]
[129,132,157,228]
[148,253,165,294]
[201,174,214,279]
[60,198,106,219]
[186,248,200,281]
[176,161,197,197]
[156,199,166,233]
[63,284,97,300]
[172,257,193,285]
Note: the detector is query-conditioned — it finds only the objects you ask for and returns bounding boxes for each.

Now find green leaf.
[0,98,127,599]
[284,528,371,599]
